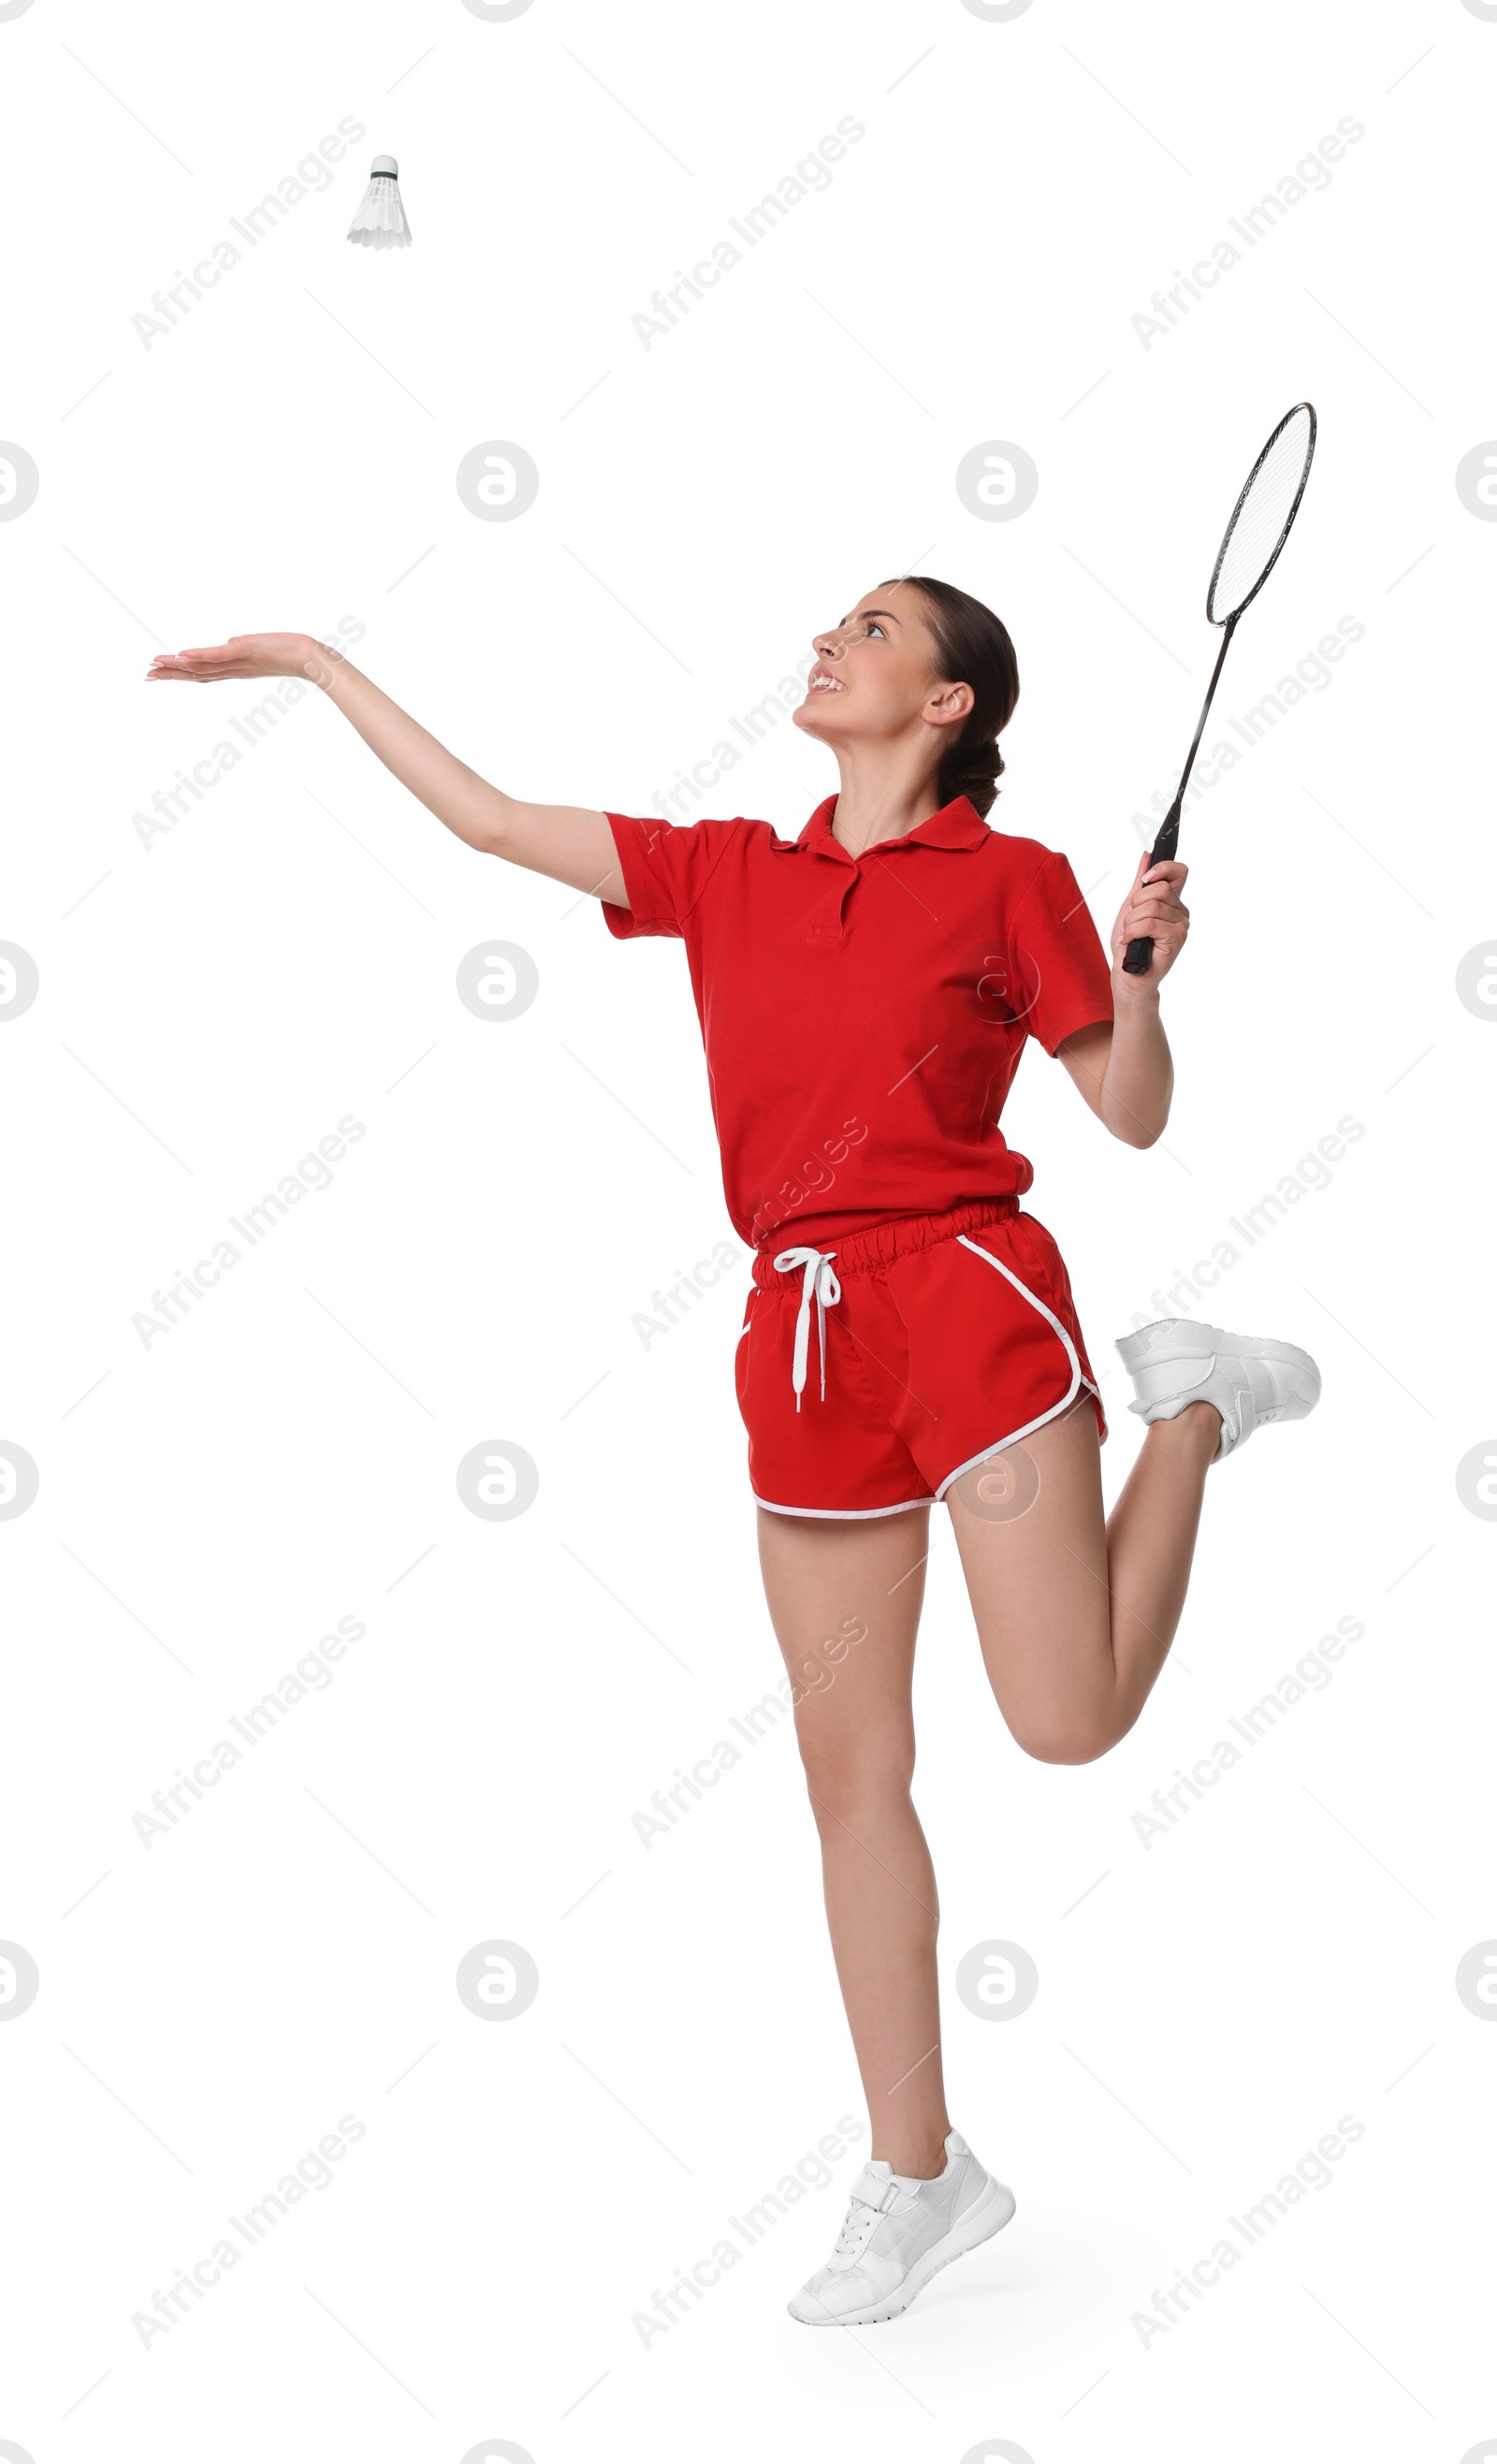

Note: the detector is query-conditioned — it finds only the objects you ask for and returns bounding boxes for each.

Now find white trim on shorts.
[931,1232,1098,1502]
[751,1491,935,1520]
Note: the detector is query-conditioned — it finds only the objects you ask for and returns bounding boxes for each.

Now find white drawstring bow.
[773,1247,841,1408]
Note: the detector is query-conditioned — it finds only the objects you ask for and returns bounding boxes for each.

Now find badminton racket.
[1124,401,1317,976]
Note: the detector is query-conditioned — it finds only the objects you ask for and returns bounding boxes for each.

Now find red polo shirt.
[601,794,1114,1254]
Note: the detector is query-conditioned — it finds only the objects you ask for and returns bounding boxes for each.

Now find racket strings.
[1208,405,1315,622]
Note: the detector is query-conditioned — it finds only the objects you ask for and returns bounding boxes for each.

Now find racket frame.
[1122,401,1317,979]
[1207,401,1317,627]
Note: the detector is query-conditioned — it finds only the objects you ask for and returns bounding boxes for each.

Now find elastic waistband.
[752,1196,1021,1288]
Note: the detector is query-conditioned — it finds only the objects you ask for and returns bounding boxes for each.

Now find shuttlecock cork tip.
[371,153,399,176]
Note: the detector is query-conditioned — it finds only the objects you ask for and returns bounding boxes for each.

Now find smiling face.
[792,580,975,769]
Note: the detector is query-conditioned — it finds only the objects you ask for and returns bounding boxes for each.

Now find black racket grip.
[1122,803,1181,976]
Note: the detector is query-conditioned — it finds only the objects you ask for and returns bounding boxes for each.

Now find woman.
[147,574,1320,2327]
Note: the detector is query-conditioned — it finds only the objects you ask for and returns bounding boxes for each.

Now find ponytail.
[884,574,1019,818]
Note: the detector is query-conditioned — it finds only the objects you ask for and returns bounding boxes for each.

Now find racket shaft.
[1123,615,1238,976]
[1174,617,1236,806]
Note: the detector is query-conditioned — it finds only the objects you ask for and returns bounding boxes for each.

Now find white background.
[2,0,1493,2457]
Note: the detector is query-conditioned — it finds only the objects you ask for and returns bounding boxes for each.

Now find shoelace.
[832,2195,881,2259]
[831,2166,911,2258]
[772,1246,841,1410]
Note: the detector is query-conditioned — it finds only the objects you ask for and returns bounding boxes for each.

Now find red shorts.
[736,1198,1108,1518]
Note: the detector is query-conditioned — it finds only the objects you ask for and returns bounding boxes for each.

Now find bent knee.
[1008,1711,1131,1766]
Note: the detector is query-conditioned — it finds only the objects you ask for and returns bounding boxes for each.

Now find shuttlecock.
[346,154,412,249]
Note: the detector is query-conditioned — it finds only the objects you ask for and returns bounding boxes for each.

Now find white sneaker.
[1115,1318,1321,1464]
[787,2130,1015,2325]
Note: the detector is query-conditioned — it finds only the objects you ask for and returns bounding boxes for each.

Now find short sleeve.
[600,813,737,941]
[1010,852,1114,1057]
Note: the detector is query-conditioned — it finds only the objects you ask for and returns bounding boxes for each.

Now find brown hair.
[883,574,1020,819]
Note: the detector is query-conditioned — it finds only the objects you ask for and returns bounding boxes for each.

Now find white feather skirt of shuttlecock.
[347,166,411,249]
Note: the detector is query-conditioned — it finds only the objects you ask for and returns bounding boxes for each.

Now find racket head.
[1206,401,1317,626]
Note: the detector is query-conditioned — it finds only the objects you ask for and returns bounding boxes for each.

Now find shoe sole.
[787,2173,1017,2326]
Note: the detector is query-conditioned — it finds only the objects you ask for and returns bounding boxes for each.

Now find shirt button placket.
[807,855,857,945]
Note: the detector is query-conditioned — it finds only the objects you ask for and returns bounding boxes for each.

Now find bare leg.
[755,1503,951,2179]
[948,1395,1221,1762]
[753,1401,1218,2168]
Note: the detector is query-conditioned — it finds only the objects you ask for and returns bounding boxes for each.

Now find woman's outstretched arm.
[147,632,626,904]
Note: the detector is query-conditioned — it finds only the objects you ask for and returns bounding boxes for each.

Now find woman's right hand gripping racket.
[1125,402,1318,976]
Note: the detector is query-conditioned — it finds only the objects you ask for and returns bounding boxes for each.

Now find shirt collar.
[778,794,991,859]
